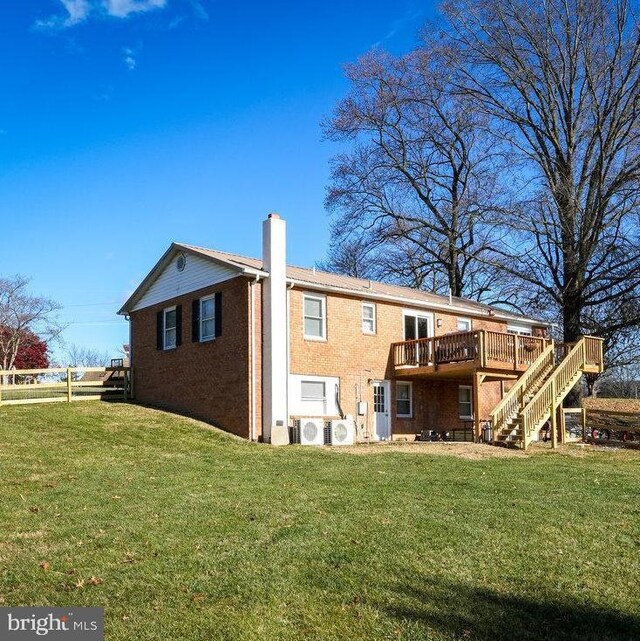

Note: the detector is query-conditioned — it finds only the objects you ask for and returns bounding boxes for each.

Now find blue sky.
[0,0,431,362]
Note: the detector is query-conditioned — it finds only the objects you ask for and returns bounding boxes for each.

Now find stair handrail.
[490,341,555,438]
[520,337,587,446]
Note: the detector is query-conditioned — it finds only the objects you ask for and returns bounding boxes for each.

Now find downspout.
[250,274,260,442]
[125,314,132,398]
[287,281,294,432]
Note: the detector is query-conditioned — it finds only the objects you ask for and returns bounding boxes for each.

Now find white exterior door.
[373,381,391,440]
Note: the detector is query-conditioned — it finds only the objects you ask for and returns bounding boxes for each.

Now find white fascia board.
[285,278,550,327]
[118,243,268,315]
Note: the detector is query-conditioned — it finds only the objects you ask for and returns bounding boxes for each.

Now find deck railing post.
[479,331,486,368]
[550,378,558,449]
[67,367,72,403]
[514,335,519,370]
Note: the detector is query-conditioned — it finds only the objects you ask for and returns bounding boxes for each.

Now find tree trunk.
[563,285,584,407]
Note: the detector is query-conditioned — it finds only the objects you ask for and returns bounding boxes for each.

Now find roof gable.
[119,244,266,314]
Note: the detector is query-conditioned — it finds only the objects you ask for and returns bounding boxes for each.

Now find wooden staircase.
[490,336,604,449]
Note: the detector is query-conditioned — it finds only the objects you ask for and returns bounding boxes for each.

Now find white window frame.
[396,381,413,418]
[507,323,533,336]
[362,302,376,334]
[457,318,472,332]
[163,306,177,350]
[402,310,434,341]
[200,295,216,342]
[303,293,327,341]
[458,385,473,420]
[289,374,339,417]
[300,380,327,416]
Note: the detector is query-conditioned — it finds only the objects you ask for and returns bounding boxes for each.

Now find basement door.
[373,381,391,440]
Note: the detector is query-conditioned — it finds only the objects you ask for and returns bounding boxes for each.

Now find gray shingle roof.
[178,243,547,326]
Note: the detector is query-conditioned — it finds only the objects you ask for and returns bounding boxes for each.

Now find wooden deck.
[392,330,551,380]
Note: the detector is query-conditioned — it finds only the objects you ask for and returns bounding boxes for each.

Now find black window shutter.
[176,305,183,346]
[192,299,200,342]
[156,311,164,350]
[215,292,222,337]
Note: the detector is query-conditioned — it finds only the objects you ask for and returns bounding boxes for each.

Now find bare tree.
[0,275,63,379]
[323,45,508,301]
[64,344,111,368]
[442,0,640,351]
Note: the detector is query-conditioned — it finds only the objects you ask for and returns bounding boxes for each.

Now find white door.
[373,381,390,440]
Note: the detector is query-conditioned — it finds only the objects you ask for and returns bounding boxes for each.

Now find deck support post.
[550,378,558,449]
[557,404,566,445]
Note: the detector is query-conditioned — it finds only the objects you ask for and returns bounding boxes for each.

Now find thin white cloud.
[35,0,92,29]
[36,0,168,29]
[122,47,137,70]
[103,0,167,19]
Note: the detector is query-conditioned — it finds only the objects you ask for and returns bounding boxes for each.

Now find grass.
[0,401,639,641]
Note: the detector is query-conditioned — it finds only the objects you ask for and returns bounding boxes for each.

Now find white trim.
[396,381,413,418]
[289,374,339,417]
[507,322,533,335]
[303,293,327,341]
[402,309,435,340]
[458,385,474,420]
[163,306,177,350]
[362,302,376,334]
[119,243,267,315]
[286,278,549,327]
[199,294,216,342]
[372,380,391,440]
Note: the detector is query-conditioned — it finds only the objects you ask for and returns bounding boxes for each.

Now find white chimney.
[262,213,289,445]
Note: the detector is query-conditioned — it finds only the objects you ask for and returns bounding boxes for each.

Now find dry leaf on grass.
[39,561,51,571]
[87,576,103,586]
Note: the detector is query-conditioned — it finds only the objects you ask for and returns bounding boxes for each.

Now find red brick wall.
[288,288,514,441]
[130,276,252,438]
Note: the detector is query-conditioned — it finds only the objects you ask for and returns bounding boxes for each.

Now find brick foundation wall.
[288,288,522,441]
[130,276,252,438]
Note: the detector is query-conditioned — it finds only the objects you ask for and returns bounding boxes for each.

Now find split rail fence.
[0,362,131,406]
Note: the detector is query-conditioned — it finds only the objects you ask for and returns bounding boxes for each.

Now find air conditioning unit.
[299,418,325,446]
[330,419,355,446]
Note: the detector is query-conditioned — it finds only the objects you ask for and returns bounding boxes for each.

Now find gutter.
[285,278,551,327]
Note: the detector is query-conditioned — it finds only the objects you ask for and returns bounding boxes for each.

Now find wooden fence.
[0,365,132,406]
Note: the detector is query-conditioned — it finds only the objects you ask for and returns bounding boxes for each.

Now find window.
[458,385,473,419]
[457,318,472,332]
[404,312,432,340]
[396,382,412,417]
[362,302,376,334]
[301,380,326,415]
[507,323,533,336]
[200,296,215,342]
[303,294,326,340]
[163,307,177,350]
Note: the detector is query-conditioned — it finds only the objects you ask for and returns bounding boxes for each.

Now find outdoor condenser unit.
[330,419,355,446]
[298,418,325,446]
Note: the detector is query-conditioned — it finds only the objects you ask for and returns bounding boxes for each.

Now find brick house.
[119,214,603,447]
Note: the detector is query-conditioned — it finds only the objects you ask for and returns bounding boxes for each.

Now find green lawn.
[0,402,639,641]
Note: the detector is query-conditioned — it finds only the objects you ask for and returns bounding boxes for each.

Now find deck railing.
[489,343,556,441]
[520,336,604,448]
[392,330,547,370]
